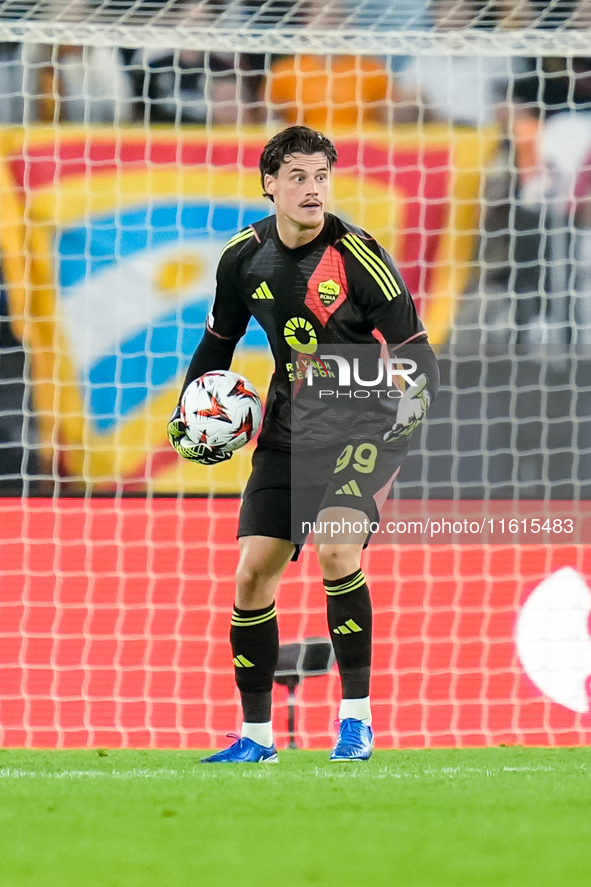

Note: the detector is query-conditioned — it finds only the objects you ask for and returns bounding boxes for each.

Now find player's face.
[264,153,330,232]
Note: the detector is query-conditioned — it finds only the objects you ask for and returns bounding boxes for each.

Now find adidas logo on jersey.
[333,619,363,635]
[251,281,274,300]
[318,278,341,305]
[335,479,362,497]
[232,655,255,668]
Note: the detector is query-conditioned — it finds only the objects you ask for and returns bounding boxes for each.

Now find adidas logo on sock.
[232,654,255,667]
[333,619,363,635]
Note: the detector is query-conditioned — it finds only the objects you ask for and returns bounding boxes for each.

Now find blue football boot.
[329,718,374,761]
[200,734,278,763]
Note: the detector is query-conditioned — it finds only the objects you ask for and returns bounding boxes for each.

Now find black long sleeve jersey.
[181,213,439,452]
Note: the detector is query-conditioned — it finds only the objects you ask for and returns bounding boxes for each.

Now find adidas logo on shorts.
[335,480,362,497]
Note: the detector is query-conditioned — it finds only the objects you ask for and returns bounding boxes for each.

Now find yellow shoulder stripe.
[220,228,255,258]
[347,234,402,297]
[342,233,401,301]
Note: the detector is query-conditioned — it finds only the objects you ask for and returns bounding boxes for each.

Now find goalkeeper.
[168,125,439,762]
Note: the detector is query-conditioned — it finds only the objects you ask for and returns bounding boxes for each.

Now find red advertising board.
[2,498,591,749]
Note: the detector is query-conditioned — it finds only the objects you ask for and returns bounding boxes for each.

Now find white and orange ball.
[180,370,262,452]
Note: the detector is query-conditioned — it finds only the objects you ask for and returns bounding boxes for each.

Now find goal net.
[2,0,591,750]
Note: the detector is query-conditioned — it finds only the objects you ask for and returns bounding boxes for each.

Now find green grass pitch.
[2,747,591,887]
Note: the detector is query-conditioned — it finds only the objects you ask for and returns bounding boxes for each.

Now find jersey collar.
[271,214,332,258]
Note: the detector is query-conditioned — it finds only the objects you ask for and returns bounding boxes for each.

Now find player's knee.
[235,561,276,607]
[235,560,264,594]
[316,544,360,581]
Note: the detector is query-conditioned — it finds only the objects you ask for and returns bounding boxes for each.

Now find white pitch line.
[0,763,579,781]
[0,767,276,780]
[312,764,562,779]
[0,768,189,780]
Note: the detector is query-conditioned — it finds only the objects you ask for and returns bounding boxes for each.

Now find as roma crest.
[318,278,341,306]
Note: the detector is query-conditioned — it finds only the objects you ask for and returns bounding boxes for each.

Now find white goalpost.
[1,0,591,750]
[0,1,589,54]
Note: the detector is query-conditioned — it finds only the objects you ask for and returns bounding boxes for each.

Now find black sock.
[324,570,372,699]
[230,602,279,723]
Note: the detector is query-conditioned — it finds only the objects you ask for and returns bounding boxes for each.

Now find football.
[180,370,262,452]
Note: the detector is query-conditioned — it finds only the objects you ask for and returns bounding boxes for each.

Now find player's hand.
[167,406,233,465]
[383,374,431,443]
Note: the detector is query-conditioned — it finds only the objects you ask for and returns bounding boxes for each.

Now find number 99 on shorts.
[334,443,378,475]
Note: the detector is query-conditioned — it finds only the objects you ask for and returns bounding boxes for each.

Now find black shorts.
[237,439,409,558]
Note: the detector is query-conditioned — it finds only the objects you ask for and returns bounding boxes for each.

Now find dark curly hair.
[259,126,338,201]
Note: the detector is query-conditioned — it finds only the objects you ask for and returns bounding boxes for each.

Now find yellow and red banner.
[0,125,496,492]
